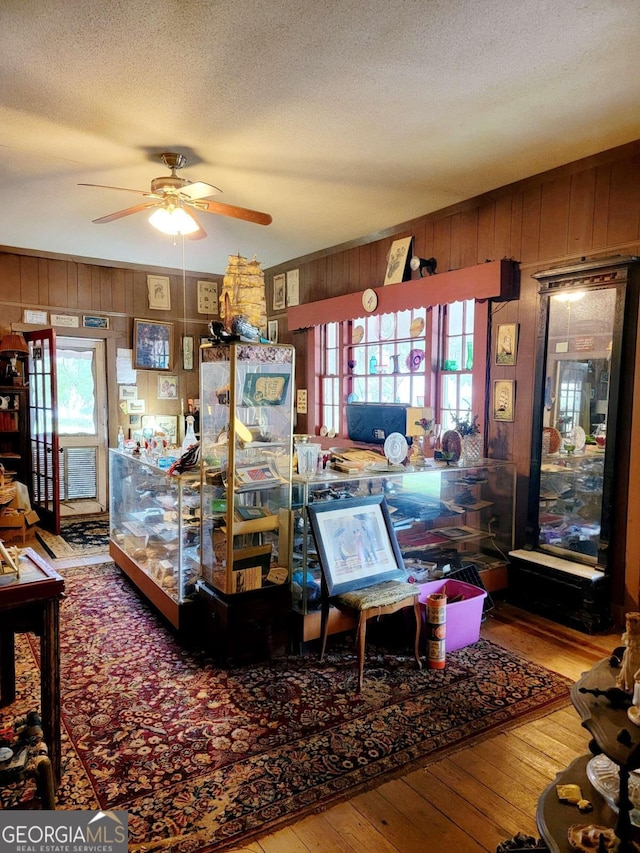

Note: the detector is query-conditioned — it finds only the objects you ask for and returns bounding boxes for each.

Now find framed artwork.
[383,236,413,285]
[129,414,141,427]
[307,494,406,596]
[493,379,515,422]
[242,372,290,406]
[83,315,109,329]
[127,399,146,415]
[267,320,278,343]
[118,385,138,401]
[182,335,194,370]
[273,273,286,311]
[197,280,219,314]
[142,414,178,444]
[495,323,518,366]
[157,375,178,399]
[286,269,300,306]
[147,275,171,310]
[133,319,173,371]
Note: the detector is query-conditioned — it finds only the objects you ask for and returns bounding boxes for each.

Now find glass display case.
[291,459,515,642]
[510,255,640,632]
[109,449,201,629]
[199,342,294,596]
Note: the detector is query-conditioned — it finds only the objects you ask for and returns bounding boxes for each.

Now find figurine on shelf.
[616,611,640,692]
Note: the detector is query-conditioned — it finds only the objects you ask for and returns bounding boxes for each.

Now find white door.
[56,336,108,514]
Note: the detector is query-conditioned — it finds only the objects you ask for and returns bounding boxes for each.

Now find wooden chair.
[319,578,422,691]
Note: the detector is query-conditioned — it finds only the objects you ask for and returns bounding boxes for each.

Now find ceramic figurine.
[616,611,640,692]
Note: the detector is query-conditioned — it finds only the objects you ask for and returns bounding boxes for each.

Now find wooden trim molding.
[287,259,515,331]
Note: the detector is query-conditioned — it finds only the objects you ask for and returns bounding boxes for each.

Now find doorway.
[56,337,108,516]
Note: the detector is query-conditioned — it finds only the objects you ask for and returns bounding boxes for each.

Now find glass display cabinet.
[108,449,201,629]
[196,342,295,664]
[509,255,640,632]
[291,459,515,645]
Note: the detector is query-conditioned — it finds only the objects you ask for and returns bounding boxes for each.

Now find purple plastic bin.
[418,578,487,653]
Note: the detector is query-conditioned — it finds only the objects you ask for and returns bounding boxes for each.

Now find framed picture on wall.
[383,236,413,285]
[495,323,518,366]
[493,379,515,422]
[157,375,178,399]
[147,275,171,310]
[182,335,194,370]
[133,319,173,371]
[273,274,286,311]
[197,280,218,314]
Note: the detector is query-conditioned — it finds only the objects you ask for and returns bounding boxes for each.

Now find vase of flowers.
[412,416,433,466]
[453,413,482,466]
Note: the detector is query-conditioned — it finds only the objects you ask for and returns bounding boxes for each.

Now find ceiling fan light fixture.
[149,204,199,236]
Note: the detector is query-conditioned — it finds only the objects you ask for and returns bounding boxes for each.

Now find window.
[318,299,476,435]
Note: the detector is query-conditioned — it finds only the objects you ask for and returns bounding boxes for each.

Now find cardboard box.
[0,498,39,544]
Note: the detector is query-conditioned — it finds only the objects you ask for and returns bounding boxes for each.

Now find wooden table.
[0,548,65,785]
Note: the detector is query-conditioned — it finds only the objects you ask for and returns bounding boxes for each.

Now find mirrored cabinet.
[509,256,640,632]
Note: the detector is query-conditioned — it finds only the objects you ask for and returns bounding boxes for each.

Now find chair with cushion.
[308,494,422,692]
[319,577,422,691]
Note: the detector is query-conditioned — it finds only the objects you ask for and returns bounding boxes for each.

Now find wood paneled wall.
[266,139,640,615]
[0,252,216,443]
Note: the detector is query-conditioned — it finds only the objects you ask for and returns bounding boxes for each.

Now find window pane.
[448,302,463,335]
[57,348,97,435]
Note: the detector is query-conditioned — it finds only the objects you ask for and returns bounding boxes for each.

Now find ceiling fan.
[79,152,272,240]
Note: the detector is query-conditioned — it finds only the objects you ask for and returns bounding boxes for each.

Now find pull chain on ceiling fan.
[79,152,272,239]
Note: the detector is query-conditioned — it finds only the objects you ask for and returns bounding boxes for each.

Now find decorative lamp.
[149,203,199,236]
[409,256,437,277]
[405,406,434,467]
[0,333,29,384]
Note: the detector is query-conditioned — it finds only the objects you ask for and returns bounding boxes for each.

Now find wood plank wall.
[0,254,215,443]
[265,139,640,616]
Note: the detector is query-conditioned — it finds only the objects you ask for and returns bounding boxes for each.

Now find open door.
[25,329,61,534]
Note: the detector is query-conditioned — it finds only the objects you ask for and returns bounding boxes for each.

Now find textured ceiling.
[0,0,639,277]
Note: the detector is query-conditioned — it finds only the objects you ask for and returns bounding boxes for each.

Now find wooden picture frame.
[133,319,173,371]
[267,320,278,343]
[493,379,515,422]
[197,280,218,315]
[306,494,406,595]
[273,273,286,311]
[147,275,171,310]
[383,236,413,285]
[495,323,518,366]
[182,335,194,370]
[157,375,178,399]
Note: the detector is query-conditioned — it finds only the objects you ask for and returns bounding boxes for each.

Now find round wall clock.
[362,288,378,312]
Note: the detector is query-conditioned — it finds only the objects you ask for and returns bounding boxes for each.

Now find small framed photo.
[83,315,109,329]
[493,379,515,422]
[384,236,413,285]
[147,275,171,310]
[129,414,141,427]
[267,320,278,343]
[128,399,146,415]
[273,274,286,311]
[286,269,300,307]
[197,280,218,314]
[496,323,518,366]
[142,415,178,444]
[157,375,178,399]
[133,319,173,371]
[182,335,195,370]
[119,385,138,401]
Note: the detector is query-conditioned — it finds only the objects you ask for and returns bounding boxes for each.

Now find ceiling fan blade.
[79,183,149,195]
[196,199,272,226]
[92,202,159,224]
[180,181,222,201]
[185,208,207,240]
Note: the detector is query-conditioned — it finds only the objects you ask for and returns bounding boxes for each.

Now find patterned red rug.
[3,562,570,852]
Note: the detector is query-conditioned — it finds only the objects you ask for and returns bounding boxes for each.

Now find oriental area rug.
[4,562,571,852]
[35,515,110,558]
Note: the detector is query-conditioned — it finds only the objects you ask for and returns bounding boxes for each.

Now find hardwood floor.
[231,602,621,853]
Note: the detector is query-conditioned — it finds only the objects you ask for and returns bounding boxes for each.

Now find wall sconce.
[0,333,29,385]
[409,256,437,277]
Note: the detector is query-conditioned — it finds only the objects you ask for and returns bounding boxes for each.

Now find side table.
[0,548,65,785]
